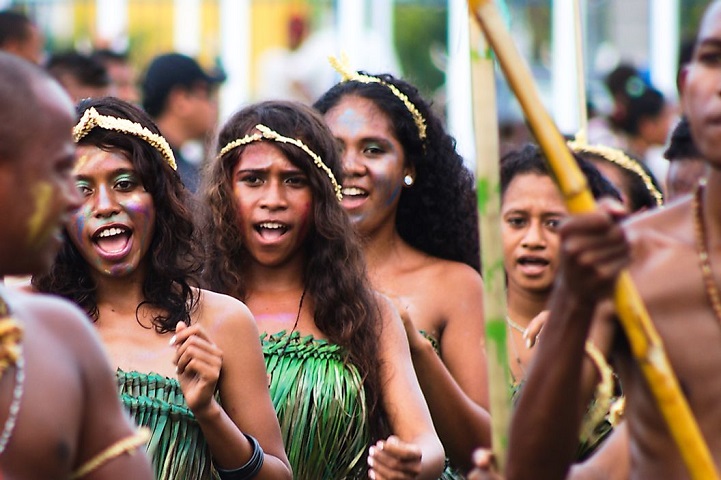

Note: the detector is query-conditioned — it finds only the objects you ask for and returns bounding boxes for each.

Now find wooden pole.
[468,17,512,473]
[468,1,719,478]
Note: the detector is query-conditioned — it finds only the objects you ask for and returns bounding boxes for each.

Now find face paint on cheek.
[296,202,313,240]
[337,108,366,137]
[374,174,397,209]
[120,193,154,246]
[27,181,53,247]
[385,184,402,207]
[71,204,93,246]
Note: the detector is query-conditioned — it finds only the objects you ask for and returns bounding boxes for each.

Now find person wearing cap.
[141,52,225,193]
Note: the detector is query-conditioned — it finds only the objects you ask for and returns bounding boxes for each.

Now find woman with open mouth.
[200,100,444,480]
[32,96,291,480]
[316,65,487,477]
[500,143,624,460]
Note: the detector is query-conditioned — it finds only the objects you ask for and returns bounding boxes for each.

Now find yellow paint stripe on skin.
[73,152,90,174]
[27,181,53,246]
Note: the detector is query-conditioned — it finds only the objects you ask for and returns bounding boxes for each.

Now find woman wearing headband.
[315,63,488,475]
[200,100,444,479]
[33,97,291,480]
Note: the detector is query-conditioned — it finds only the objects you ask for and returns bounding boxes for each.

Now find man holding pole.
[494,1,721,478]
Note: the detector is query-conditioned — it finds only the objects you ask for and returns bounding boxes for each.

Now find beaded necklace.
[505,315,526,334]
[0,294,24,456]
[693,183,721,321]
[506,315,527,381]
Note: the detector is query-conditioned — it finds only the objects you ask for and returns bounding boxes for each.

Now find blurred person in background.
[0,9,43,64]
[92,49,140,104]
[46,51,111,103]
[142,53,224,193]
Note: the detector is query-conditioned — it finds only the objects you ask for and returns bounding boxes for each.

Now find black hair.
[0,10,32,47]
[500,143,622,203]
[664,116,703,161]
[33,96,201,334]
[314,73,481,272]
[46,51,110,88]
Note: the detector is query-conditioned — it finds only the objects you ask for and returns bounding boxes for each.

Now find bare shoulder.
[193,288,259,339]
[403,248,482,289]
[7,289,97,344]
[623,198,694,266]
[624,197,693,245]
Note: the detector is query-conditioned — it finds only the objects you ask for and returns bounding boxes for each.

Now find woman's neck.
[361,223,407,272]
[244,255,306,297]
[92,267,147,316]
[507,287,550,326]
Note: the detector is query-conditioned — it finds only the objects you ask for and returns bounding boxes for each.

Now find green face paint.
[27,181,53,247]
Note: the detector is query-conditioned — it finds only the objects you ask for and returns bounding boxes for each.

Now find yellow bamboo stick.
[468,1,718,478]
[468,17,512,473]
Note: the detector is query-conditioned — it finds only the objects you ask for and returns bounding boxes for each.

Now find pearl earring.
[403,174,414,186]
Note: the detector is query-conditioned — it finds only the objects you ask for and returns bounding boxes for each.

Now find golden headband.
[328,54,427,142]
[567,140,664,207]
[73,107,177,171]
[218,124,343,202]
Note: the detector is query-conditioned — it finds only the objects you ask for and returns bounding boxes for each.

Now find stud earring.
[403,174,414,186]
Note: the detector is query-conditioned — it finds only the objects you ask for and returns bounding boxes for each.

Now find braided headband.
[328,54,427,142]
[73,107,177,171]
[567,140,664,207]
[218,124,343,202]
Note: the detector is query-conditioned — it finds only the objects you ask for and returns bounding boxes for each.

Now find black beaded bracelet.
[216,433,265,480]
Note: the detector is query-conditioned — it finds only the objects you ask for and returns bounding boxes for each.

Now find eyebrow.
[697,38,721,50]
[235,167,306,176]
[75,168,135,181]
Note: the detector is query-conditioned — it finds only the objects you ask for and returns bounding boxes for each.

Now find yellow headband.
[73,107,177,171]
[218,124,343,202]
[328,54,427,142]
[567,140,664,207]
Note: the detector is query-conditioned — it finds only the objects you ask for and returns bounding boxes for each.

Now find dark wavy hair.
[33,96,201,333]
[500,143,622,203]
[199,100,387,438]
[314,74,481,272]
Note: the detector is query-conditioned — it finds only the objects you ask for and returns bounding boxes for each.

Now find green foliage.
[393,4,447,99]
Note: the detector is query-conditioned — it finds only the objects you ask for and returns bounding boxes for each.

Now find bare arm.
[397,268,491,471]
[174,293,292,479]
[370,295,445,480]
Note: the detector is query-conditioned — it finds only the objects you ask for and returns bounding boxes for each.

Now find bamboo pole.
[468,17,512,473]
[468,1,718,478]
[572,0,588,139]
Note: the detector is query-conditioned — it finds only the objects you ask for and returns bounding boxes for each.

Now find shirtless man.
[502,2,721,478]
[0,52,153,479]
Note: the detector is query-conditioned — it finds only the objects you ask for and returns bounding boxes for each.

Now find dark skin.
[0,57,153,479]
[503,5,721,475]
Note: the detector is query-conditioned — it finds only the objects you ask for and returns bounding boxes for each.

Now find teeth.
[342,187,366,196]
[97,227,127,238]
[259,222,284,229]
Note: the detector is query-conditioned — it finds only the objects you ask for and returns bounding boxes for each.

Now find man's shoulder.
[624,197,693,244]
[4,289,95,345]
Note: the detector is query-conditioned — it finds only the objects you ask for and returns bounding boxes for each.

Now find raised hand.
[557,198,630,303]
[170,321,223,415]
[368,435,423,479]
[467,449,504,480]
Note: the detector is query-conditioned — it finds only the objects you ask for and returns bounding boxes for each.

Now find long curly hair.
[314,74,481,272]
[200,100,388,438]
[33,96,201,333]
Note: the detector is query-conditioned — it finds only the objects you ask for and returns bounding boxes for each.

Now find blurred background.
[2,0,707,167]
